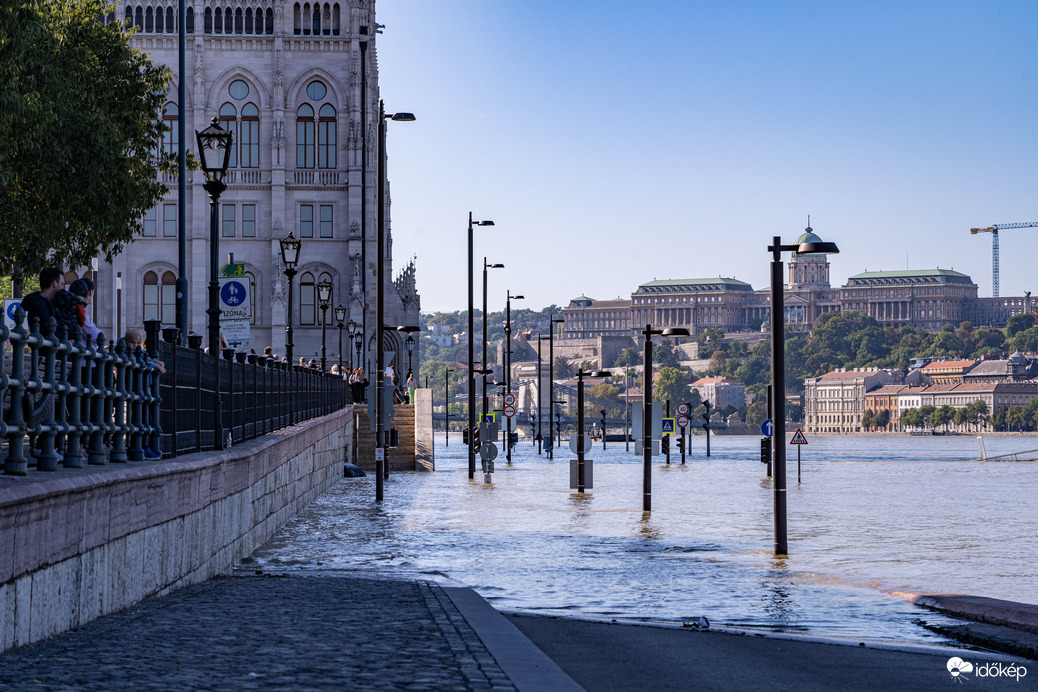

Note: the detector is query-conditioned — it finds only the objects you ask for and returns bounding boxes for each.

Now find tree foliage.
[0,0,171,274]
[653,366,690,405]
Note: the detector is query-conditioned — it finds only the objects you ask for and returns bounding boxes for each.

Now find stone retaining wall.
[0,407,353,652]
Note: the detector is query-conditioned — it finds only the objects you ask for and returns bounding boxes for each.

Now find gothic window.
[143,271,177,324]
[145,7,153,32]
[166,7,175,32]
[296,104,315,168]
[241,103,259,168]
[265,8,273,33]
[317,104,336,169]
[224,8,233,33]
[161,102,178,157]
[154,6,163,32]
[244,7,253,33]
[186,7,193,33]
[300,272,316,325]
[135,6,143,29]
[213,6,221,33]
[293,4,301,34]
[219,103,237,167]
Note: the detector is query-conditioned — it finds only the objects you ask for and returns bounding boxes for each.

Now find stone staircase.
[355,404,416,473]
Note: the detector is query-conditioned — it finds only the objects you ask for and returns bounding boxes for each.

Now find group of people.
[21,266,101,349]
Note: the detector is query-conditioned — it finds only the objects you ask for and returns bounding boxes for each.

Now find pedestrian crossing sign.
[661,418,675,434]
[790,429,808,445]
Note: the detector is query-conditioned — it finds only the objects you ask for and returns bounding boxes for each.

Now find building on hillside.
[840,269,995,330]
[963,352,1038,383]
[559,296,632,339]
[631,278,756,336]
[863,384,910,431]
[94,0,419,369]
[915,382,1038,430]
[803,368,904,433]
[919,359,977,384]
[690,376,746,411]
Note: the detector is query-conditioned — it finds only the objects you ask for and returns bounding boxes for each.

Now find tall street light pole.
[375,101,415,501]
[467,213,494,480]
[575,369,611,493]
[547,317,563,458]
[537,335,548,454]
[279,233,301,364]
[641,324,690,512]
[505,291,523,462]
[317,277,332,370]
[444,367,454,447]
[482,259,504,423]
[195,118,232,359]
[768,234,839,555]
[335,304,346,372]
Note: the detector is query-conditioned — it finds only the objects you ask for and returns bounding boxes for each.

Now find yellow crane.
[969,222,1038,297]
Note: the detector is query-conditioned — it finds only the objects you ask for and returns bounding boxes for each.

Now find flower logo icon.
[947,657,974,679]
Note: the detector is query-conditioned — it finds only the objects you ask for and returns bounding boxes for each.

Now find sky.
[375,1,1038,316]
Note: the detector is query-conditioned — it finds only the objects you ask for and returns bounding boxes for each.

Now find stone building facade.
[91,0,418,370]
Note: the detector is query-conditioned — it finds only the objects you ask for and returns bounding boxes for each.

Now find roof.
[920,359,977,371]
[962,361,1008,377]
[815,369,885,382]
[793,227,822,246]
[845,269,974,284]
[637,277,752,290]
[564,298,631,310]
[691,376,742,386]
[865,385,909,395]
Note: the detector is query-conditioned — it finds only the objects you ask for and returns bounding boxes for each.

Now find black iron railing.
[0,313,348,476]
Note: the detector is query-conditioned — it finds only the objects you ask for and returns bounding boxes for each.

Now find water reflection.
[248,435,1038,642]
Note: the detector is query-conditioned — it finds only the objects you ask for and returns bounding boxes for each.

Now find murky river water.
[249,434,1038,644]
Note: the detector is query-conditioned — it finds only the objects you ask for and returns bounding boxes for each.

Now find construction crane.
[969,222,1038,297]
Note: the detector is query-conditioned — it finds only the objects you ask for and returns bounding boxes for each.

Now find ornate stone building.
[92,0,419,370]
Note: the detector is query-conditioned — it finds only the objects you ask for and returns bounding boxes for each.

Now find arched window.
[186,6,194,33]
[154,6,163,33]
[296,104,315,169]
[244,7,253,34]
[161,102,178,157]
[265,8,273,33]
[332,3,340,34]
[166,7,174,32]
[234,7,243,34]
[143,271,177,324]
[312,4,320,34]
[219,103,237,168]
[204,7,211,33]
[145,6,153,33]
[293,3,301,34]
[135,6,143,29]
[300,272,316,325]
[64,271,79,284]
[224,8,232,33]
[125,6,132,26]
[143,271,159,321]
[317,104,336,169]
[161,271,176,323]
[213,6,221,33]
[240,103,259,168]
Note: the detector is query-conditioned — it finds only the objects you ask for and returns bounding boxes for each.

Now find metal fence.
[1,313,348,476]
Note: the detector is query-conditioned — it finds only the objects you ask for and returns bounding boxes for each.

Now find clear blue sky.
[376,1,1038,315]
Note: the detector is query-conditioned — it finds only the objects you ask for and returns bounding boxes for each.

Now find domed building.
[784,225,842,328]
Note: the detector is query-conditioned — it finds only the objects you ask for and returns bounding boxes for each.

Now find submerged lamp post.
[444,367,455,446]
[278,232,302,364]
[546,317,564,458]
[317,277,332,370]
[642,324,690,512]
[575,368,611,492]
[467,212,495,480]
[482,259,504,422]
[768,233,839,555]
[334,304,347,371]
[504,291,523,462]
[195,117,233,358]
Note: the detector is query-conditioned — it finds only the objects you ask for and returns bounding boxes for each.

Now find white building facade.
[93,0,418,370]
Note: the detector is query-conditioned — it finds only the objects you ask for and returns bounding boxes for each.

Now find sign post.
[790,428,808,483]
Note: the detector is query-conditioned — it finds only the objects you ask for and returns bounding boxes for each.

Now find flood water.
[248,433,1038,644]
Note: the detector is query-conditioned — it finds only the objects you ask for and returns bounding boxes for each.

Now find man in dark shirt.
[20,266,64,330]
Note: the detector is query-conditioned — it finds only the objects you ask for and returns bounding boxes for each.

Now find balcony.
[292,170,344,186]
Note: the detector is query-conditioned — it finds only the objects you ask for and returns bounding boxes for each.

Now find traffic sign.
[790,428,808,445]
[760,419,774,437]
[503,393,516,407]
[661,418,676,434]
[677,415,690,429]
[676,402,690,416]
[503,404,516,418]
[568,434,592,454]
[219,276,251,320]
[222,263,246,277]
[480,441,498,462]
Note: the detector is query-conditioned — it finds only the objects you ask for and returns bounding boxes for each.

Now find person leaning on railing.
[122,328,163,459]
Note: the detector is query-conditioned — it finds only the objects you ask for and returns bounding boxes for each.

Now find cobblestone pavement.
[0,574,518,691]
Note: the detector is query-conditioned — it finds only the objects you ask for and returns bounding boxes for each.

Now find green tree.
[874,409,890,430]
[900,408,920,430]
[861,409,874,431]
[1009,326,1038,354]
[745,399,767,428]
[1006,313,1036,338]
[653,366,690,406]
[613,347,639,368]
[1,0,173,274]
[919,405,936,430]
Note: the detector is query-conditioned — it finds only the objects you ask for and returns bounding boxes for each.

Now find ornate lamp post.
[768,234,839,555]
[278,232,301,364]
[467,212,495,480]
[641,324,690,512]
[405,334,415,377]
[334,304,347,371]
[195,117,233,358]
[354,333,363,375]
[345,318,357,370]
[317,276,332,370]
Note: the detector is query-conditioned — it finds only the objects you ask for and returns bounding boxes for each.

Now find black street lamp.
[346,319,358,370]
[768,233,839,555]
[467,212,495,480]
[375,101,415,500]
[482,259,504,424]
[279,232,301,364]
[335,304,347,372]
[537,335,548,454]
[406,334,415,378]
[641,324,690,512]
[504,291,523,462]
[444,367,454,447]
[575,369,610,492]
[354,333,363,376]
[195,117,233,358]
[546,317,564,458]
[317,277,332,370]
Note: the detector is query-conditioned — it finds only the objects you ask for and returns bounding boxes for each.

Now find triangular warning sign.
[790,428,808,445]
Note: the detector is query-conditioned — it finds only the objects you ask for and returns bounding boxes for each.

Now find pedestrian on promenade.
[407,373,416,404]
[20,266,64,329]
[68,278,100,348]
[123,328,162,460]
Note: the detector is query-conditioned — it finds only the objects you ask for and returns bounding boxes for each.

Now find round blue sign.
[220,281,245,307]
[760,419,774,437]
[6,301,19,320]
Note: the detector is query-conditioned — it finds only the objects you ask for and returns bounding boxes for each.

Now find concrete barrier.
[0,407,353,652]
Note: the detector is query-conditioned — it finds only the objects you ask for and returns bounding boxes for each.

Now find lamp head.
[796,240,840,255]
[476,220,495,227]
[334,304,346,323]
[388,112,416,122]
[195,117,233,179]
[511,294,525,300]
[406,335,415,352]
[317,278,333,305]
[279,232,301,270]
[346,318,357,337]
[661,327,690,338]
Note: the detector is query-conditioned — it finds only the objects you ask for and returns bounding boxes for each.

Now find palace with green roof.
[558,225,1032,341]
